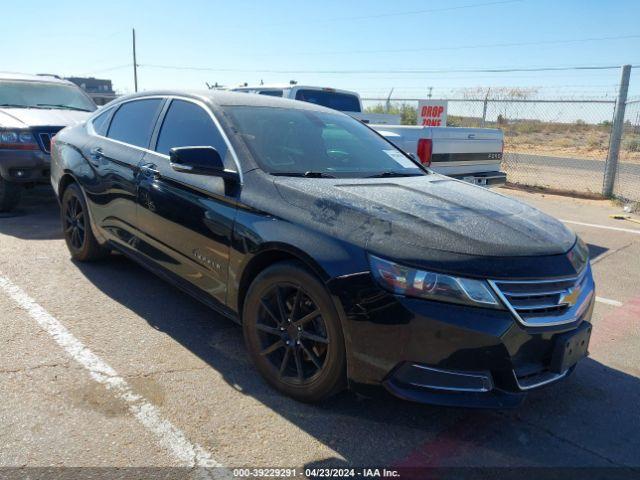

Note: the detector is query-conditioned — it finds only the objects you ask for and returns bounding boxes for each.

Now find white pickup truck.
[231,84,506,186]
[232,84,400,124]
[372,125,505,186]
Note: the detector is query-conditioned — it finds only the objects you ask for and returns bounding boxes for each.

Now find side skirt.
[108,241,241,324]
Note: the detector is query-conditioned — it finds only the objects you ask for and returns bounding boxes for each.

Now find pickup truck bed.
[371,125,506,187]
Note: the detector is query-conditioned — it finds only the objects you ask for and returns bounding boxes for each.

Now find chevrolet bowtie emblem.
[559,285,581,307]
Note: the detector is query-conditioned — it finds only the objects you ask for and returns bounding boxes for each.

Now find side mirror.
[169,146,239,182]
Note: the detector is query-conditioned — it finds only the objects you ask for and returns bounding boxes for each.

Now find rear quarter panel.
[50,123,91,197]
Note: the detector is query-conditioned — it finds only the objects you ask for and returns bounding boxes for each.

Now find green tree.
[365,103,417,125]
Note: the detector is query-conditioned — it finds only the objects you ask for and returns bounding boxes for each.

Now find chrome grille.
[38,132,52,153]
[32,127,63,154]
[489,265,594,327]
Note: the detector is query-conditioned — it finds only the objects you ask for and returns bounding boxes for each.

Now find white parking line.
[596,296,624,307]
[561,219,640,235]
[0,273,229,477]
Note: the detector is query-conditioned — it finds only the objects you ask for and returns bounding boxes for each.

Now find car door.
[135,98,238,306]
[82,98,164,248]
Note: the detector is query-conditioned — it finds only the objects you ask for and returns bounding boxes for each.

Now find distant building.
[65,77,117,106]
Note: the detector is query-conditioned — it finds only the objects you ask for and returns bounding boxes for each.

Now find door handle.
[140,163,161,179]
[88,147,103,165]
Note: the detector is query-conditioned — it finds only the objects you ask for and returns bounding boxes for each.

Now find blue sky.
[5,0,640,99]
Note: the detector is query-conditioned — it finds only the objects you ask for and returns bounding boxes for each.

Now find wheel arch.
[57,171,107,246]
[236,242,353,397]
[235,243,331,318]
[57,171,79,200]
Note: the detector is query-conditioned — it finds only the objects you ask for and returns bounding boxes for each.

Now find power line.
[272,34,640,57]
[357,85,620,92]
[140,63,639,76]
[83,64,132,75]
[234,0,524,27]
[338,72,629,82]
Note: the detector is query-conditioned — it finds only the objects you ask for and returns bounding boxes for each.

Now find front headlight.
[19,132,36,143]
[369,254,503,309]
[0,131,19,143]
[568,236,590,272]
[0,129,38,149]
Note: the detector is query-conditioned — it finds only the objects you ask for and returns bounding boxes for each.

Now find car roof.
[232,84,360,96]
[232,84,293,90]
[108,89,345,114]
[0,72,76,86]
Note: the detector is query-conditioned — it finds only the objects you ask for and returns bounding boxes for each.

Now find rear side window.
[155,100,228,157]
[258,90,283,97]
[107,99,162,148]
[294,89,361,112]
[91,108,112,136]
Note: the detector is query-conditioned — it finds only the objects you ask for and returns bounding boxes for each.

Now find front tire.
[61,183,108,261]
[243,261,347,402]
[0,177,23,212]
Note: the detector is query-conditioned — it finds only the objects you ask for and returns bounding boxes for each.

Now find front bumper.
[328,272,594,408]
[0,149,51,184]
[382,328,588,408]
[450,170,507,187]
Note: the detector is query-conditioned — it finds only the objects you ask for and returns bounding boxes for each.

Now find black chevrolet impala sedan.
[50,91,594,407]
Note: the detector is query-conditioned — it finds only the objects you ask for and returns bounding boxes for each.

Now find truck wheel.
[61,183,109,261]
[0,178,23,212]
[242,261,347,402]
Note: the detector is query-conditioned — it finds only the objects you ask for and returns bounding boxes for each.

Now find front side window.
[107,99,162,148]
[155,100,228,157]
[0,81,96,112]
[224,106,423,178]
[294,89,361,112]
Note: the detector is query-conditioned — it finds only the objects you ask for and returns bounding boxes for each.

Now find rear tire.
[0,178,23,212]
[61,183,109,261]
[243,261,347,402]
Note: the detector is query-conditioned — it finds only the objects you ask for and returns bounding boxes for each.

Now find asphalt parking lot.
[1,186,639,475]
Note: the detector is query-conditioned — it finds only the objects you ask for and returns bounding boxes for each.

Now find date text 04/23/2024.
[231,468,400,478]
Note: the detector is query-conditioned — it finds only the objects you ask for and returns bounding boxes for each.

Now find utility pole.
[132,28,138,93]
[603,64,631,198]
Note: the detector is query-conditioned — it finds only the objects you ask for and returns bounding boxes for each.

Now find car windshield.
[224,106,424,178]
[294,89,361,112]
[0,81,96,112]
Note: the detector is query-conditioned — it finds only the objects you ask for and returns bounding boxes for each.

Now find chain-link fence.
[480,99,615,196]
[617,99,640,203]
[362,67,639,205]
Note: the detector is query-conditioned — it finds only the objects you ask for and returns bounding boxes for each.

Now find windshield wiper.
[303,171,336,178]
[0,103,30,108]
[271,171,336,178]
[36,104,93,112]
[366,171,424,178]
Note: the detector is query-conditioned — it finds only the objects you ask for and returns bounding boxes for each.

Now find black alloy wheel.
[243,262,346,402]
[64,194,86,250]
[257,283,329,382]
[61,183,109,261]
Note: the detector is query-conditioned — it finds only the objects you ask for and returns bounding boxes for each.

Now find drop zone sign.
[417,100,448,126]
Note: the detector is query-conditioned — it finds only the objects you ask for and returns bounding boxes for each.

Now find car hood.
[0,108,90,129]
[274,174,576,259]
